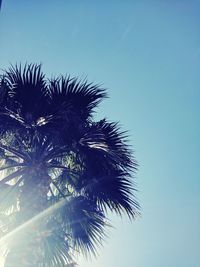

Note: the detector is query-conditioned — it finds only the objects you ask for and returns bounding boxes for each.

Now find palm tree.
[0,64,139,267]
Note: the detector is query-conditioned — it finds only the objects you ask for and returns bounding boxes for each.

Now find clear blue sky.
[0,1,200,267]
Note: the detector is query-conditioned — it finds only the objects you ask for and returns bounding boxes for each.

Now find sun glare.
[0,257,4,267]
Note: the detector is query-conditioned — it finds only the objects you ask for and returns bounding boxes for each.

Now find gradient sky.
[0,1,200,267]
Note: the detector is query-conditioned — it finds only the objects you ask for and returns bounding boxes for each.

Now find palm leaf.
[79,119,136,171]
[3,63,49,120]
[48,76,107,120]
[43,233,73,267]
[60,196,106,256]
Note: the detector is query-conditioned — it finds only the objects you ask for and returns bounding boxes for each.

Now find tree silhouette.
[0,64,139,267]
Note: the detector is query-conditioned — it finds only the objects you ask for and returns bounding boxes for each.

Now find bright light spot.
[0,256,4,267]
[0,197,68,266]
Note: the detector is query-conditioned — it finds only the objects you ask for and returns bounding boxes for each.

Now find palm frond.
[48,76,107,121]
[85,169,139,218]
[79,119,137,171]
[0,182,21,212]
[0,77,9,108]
[0,163,25,171]
[43,233,73,267]
[0,168,25,186]
[0,143,29,161]
[3,63,49,120]
[60,196,106,256]
[72,120,139,217]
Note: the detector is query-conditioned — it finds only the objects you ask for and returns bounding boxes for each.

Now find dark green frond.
[0,77,9,108]
[3,63,49,120]
[72,120,139,217]
[48,76,107,121]
[43,233,73,267]
[79,119,137,171]
[83,169,139,218]
[61,196,106,256]
[0,168,25,186]
[0,143,30,161]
